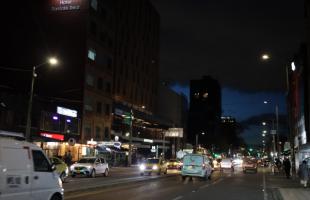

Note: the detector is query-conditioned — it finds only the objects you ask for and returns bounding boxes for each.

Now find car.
[70,157,109,178]
[50,157,69,182]
[212,159,221,170]
[220,158,234,171]
[242,159,258,173]
[0,133,64,200]
[166,159,182,170]
[139,158,168,175]
[181,154,212,180]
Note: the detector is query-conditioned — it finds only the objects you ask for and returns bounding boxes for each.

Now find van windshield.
[78,158,96,163]
[183,155,203,166]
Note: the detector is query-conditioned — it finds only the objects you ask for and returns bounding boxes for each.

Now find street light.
[262,122,267,126]
[261,54,270,61]
[195,132,206,151]
[25,57,58,142]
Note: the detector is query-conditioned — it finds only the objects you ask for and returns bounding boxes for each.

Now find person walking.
[283,157,291,179]
[298,160,310,188]
[64,151,72,166]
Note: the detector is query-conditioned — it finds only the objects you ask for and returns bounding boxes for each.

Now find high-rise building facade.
[188,76,222,147]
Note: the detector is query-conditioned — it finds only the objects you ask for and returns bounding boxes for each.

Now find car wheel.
[104,169,109,177]
[90,169,96,178]
[182,176,186,181]
[208,173,211,180]
[157,170,161,175]
[140,172,144,176]
[71,174,76,178]
[50,193,62,200]
[60,172,66,182]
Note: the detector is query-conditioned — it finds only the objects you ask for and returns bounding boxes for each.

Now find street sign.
[270,130,276,135]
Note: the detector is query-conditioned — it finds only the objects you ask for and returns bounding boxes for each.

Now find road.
[65,167,277,200]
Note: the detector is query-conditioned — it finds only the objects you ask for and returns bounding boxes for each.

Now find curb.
[65,174,176,197]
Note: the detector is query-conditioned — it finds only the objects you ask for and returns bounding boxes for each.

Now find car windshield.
[146,159,159,164]
[78,158,96,163]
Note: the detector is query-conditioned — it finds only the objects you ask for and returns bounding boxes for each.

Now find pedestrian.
[283,157,291,179]
[298,160,310,188]
[64,151,72,166]
[275,158,282,173]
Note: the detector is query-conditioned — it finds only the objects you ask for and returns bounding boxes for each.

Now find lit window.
[91,0,97,10]
[194,92,199,99]
[88,49,96,61]
[203,92,209,98]
[86,74,94,86]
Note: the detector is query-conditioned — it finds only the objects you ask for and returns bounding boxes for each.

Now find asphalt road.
[65,167,275,200]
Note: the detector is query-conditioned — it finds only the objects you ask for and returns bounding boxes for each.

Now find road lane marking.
[262,168,268,200]
[172,196,183,200]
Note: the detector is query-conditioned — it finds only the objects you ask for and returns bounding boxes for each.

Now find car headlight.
[139,164,146,171]
[70,165,74,171]
[152,165,158,170]
[87,166,92,170]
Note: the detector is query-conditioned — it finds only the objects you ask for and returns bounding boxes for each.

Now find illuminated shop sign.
[40,133,64,141]
[57,106,77,118]
[143,139,153,143]
[50,0,82,11]
[165,128,183,138]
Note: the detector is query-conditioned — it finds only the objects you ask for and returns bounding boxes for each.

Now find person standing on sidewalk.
[283,157,291,179]
[298,160,310,188]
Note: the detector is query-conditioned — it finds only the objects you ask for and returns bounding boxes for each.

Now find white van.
[0,134,64,200]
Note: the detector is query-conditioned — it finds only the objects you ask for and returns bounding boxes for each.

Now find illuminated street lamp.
[261,54,270,61]
[262,122,267,126]
[25,57,58,142]
[291,61,296,71]
[263,130,267,134]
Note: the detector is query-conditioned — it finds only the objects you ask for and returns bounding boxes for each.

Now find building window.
[88,49,96,61]
[86,74,94,86]
[105,104,110,116]
[84,96,93,111]
[104,127,109,140]
[84,126,91,139]
[90,0,97,10]
[97,77,103,90]
[96,102,102,114]
[95,126,101,140]
[90,21,97,36]
[106,82,111,93]
[107,57,112,69]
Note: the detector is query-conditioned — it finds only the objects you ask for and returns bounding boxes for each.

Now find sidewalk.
[266,169,310,200]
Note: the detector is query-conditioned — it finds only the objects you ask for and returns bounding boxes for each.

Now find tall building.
[0,0,115,159]
[188,76,222,147]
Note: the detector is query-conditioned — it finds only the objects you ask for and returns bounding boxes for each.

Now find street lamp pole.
[25,57,58,142]
[275,104,280,157]
[25,66,36,142]
[128,108,133,167]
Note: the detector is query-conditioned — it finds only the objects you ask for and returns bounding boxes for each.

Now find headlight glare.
[140,164,146,171]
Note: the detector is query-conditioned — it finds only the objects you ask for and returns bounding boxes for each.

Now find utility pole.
[162,132,165,159]
[128,108,133,167]
[275,104,280,157]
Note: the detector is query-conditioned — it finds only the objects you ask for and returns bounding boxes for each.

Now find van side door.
[31,150,60,200]
[0,147,31,200]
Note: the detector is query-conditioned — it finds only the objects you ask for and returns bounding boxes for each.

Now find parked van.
[0,133,64,200]
[181,154,212,180]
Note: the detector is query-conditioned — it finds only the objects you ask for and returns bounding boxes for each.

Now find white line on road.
[262,168,268,200]
[172,195,183,200]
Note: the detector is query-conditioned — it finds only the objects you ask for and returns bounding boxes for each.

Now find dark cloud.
[151,0,305,92]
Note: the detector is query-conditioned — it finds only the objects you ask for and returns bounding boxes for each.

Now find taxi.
[140,158,168,175]
[167,159,182,170]
[50,157,69,182]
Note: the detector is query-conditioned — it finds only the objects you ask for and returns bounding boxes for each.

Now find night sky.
[151,0,305,145]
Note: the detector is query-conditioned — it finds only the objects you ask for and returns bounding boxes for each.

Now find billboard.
[50,0,83,11]
[165,128,183,138]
